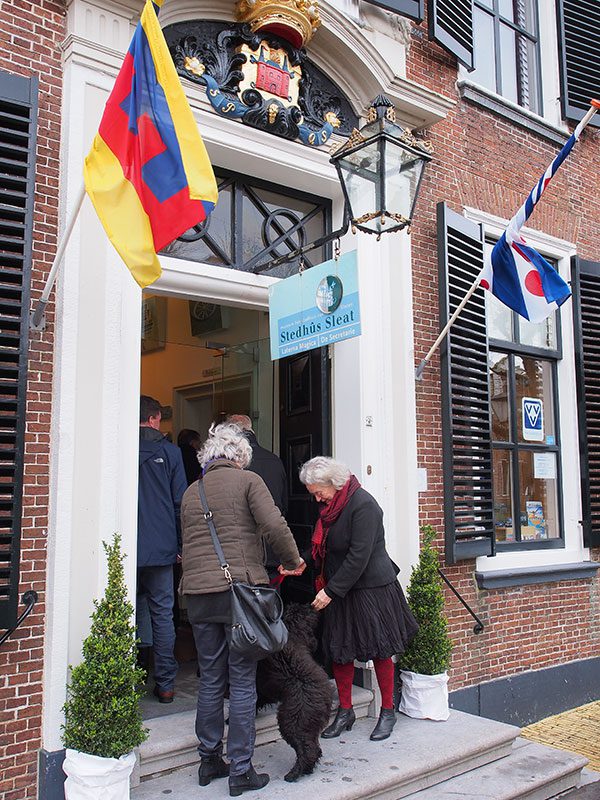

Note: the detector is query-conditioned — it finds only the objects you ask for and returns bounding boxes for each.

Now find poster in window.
[524,500,547,540]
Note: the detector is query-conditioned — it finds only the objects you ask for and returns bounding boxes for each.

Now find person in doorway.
[283,456,418,742]
[227,414,288,580]
[226,415,288,514]
[180,422,304,795]
[178,428,202,485]
[138,395,188,703]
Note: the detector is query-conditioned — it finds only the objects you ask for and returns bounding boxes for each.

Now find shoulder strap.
[197,479,232,583]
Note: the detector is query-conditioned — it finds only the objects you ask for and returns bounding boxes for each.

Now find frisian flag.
[84,0,218,288]
[479,102,599,323]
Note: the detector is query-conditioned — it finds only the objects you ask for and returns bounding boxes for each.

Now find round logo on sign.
[315,276,343,314]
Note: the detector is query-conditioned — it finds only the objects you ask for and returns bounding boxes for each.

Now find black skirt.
[322,580,419,664]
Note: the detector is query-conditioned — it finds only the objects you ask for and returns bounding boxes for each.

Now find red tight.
[332,657,395,710]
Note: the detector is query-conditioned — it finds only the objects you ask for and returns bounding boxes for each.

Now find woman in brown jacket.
[180,422,304,797]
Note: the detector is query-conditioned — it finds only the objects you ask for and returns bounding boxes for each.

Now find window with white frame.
[485,251,563,549]
[471,0,543,114]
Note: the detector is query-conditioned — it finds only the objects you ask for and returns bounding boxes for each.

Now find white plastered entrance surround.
[42,0,452,751]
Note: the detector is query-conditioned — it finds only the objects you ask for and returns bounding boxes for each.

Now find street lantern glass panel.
[336,140,380,230]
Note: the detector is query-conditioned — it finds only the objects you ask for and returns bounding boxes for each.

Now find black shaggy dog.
[256,602,334,782]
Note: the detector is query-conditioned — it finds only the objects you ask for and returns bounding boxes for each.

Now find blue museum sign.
[269,251,361,360]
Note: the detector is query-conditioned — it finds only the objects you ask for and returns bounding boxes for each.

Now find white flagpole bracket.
[30,181,86,331]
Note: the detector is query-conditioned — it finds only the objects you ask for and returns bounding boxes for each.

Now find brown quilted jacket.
[180,459,301,594]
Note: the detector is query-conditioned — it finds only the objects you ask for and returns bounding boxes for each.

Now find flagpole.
[415,99,599,381]
[30,181,86,331]
[415,265,485,380]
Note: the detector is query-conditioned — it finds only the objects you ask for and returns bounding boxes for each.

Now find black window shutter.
[0,72,38,629]
[427,0,474,71]
[556,0,600,128]
[438,203,494,564]
[362,0,423,22]
[572,257,600,548]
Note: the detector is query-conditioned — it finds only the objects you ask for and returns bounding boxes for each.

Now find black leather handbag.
[197,479,288,660]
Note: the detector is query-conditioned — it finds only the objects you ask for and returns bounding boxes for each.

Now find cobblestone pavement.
[521,700,600,788]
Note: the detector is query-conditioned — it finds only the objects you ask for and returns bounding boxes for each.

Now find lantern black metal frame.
[251,95,433,273]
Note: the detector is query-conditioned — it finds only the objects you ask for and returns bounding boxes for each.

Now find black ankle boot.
[229,765,270,796]
[369,708,396,741]
[321,707,356,739]
[198,755,229,786]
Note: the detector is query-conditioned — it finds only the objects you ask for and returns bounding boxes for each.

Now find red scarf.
[312,475,361,591]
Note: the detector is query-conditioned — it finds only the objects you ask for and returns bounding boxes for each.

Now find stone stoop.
[135,685,375,783]
[404,738,588,800]
[131,709,523,800]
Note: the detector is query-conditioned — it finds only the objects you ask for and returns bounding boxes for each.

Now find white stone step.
[138,685,374,780]
[404,737,588,800]
[131,709,520,800]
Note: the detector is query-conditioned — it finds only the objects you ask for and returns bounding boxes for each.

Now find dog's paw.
[284,767,302,782]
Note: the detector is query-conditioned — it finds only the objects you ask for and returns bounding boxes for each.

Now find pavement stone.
[522,701,600,773]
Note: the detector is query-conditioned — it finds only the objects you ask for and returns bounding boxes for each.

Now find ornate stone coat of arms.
[166,21,358,148]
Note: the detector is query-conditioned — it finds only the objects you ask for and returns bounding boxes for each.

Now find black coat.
[245,432,288,515]
[322,488,398,599]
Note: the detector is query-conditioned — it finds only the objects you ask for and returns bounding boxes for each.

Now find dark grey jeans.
[137,565,178,691]
[192,621,258,776]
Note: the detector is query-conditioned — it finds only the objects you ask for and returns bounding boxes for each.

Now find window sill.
[475,561,599,590]
[457,81,569,147]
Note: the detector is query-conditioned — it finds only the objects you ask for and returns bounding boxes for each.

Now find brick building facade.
[0,0,598,796]
[0,0,64,797]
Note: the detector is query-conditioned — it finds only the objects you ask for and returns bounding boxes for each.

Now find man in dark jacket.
[138,395,187,703]
[227,414,288,579]
[226,415,288,514]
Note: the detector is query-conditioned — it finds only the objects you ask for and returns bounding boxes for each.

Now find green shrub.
[62,534,147,758]
[397,525,452,676]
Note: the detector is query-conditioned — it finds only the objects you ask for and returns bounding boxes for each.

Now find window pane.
[518,312,557,349]
[515,357,555,444]
[499,24,518,104]
[498,0,514,22]
[518,450,559,539]
[521,35,541,114]
[472,7,497,93]
[493,449,515,542]
[515,0,537,35]
[489,352,511,441]
[486,291,514,341]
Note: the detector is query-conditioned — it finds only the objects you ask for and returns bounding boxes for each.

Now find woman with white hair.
[180,422,304,796]
[294,456,418,742]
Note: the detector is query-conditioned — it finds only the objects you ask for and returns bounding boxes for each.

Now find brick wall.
[0,0,65,797]
[407,16,600,691]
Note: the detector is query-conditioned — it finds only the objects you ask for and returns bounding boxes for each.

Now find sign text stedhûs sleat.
[268,251,361,360]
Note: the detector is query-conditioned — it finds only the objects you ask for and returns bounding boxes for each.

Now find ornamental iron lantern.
[331,95,433,238]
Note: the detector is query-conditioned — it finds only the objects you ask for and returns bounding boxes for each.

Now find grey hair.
[299,456,351,490]
[198,422,252,469]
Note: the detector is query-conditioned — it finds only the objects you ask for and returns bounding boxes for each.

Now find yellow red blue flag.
[84,0,217,288]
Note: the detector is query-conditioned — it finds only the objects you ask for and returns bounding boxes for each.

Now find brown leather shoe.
[153,685,174,704]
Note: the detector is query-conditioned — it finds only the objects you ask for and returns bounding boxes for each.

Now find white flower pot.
[398,669,450,721]
[63,749,136,800]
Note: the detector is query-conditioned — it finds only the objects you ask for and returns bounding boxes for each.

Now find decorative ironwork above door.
[164,21,358,148]
[161,168,331,278]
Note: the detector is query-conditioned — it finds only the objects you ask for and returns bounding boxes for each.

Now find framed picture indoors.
[141,296,167,354]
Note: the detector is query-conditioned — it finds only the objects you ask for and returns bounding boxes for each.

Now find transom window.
[486,247,563,549]
[471,0,542,115]
[161,169,331,279]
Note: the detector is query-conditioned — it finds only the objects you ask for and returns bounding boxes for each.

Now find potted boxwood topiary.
[397,525,452,721]
[62,533,147,800]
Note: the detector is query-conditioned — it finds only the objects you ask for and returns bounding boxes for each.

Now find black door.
[278,347,330,603]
